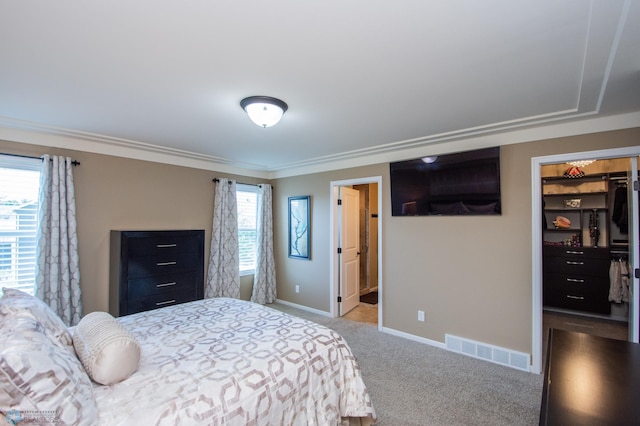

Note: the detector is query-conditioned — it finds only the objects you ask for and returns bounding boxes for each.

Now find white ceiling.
[1,1,639,177]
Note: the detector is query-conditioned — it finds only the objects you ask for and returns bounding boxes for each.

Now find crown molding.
[267,111,640,178]
[0,117,271,179]
[1,111,639,180]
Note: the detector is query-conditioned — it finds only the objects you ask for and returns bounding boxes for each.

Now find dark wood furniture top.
[540,328,640,425]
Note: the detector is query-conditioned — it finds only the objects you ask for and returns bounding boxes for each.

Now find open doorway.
[531,146,640,374]
[353,184,379,297]
[330,176,383,330]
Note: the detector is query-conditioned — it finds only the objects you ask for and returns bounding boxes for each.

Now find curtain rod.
[2,152,80,166]
[212,178,265,188]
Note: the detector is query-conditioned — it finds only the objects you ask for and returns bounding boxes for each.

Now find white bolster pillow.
[73,311,141,385]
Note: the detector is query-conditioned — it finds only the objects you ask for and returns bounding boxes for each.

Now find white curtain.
[35,155,82,326]
[251,184,277,304]
[205,178,240,298]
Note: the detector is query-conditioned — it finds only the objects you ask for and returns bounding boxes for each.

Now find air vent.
[445,334,530,372]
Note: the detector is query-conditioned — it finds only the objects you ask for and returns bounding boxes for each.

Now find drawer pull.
[565,250,584,255]
[566,278,585,283]
[566,261,584,265]
[157,261,177,266]
[566,295,585,300]
[157,282,177,288]
[157,244,177,248]
[156,299,176,306]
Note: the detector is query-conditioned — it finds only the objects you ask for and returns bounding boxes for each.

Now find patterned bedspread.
[92,298,376,425]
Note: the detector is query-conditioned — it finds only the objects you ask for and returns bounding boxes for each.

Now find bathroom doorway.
[330,176,383,330]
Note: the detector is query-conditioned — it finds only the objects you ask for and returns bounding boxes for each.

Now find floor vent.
[445,334,530,372]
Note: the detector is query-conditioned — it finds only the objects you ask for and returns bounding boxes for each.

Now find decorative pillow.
[0,288,74,354]
[73,311,141,385]
[0,315,98,426]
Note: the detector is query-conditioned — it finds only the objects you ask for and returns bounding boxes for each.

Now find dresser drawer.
[543,246,608,260]
[543,256,609,277]
[127,251,201,278]
[126,291,197,315]
[127,234,201,258]
[127,271,200,300]
[544,273,609,297]
[544,273,610,314]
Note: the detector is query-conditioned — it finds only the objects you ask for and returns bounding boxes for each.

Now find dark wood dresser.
[109,230,204,316]
[543,246,610,314]
[540,329,640,425]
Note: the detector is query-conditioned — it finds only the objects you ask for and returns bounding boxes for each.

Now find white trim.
[594,0,632,112]
[531,159,544,375]
[330,185,339,317]
[2,111,639,179]
[270,112,640,178]
[330,176,383,331]
[274,298,333,317]
[531,145,640,375]
[629,157,640,344]
[0,122,271,178]
[381,327,446,349]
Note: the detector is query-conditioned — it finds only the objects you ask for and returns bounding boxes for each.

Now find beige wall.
[3,127,639,356]
[273,166,385,311]
[273,128,640,355]
[0,139,260,314]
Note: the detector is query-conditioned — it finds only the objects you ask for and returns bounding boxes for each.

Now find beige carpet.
[271,302,543,426]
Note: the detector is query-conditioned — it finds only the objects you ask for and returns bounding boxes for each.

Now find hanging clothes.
[609,258,630,303]
[612,185,628,233]
[609,259,622,303]
[621,259,630,303]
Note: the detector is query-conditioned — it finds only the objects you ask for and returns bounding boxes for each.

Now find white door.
[339,187,360,316]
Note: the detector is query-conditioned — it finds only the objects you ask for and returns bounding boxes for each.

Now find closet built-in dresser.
[542,173,612,316]
[109,230,204,316]
[543,246,610,314]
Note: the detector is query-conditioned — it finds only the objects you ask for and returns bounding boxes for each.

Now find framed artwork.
[288,195,310,259]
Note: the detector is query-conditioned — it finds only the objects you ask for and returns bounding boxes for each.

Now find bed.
[0,290,376,425]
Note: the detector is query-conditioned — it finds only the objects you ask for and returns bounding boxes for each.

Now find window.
[0,155,42,295]
[236,184,258,275]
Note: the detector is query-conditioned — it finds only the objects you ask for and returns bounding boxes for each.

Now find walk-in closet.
[541,157,632,343]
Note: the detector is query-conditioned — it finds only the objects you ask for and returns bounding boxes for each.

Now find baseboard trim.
[275,301,532,373]
[382,326,447,349]
[383,328,531,372]
[274,299,333,317]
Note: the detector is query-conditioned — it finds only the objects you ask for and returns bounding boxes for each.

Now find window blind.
[0,155,42,295]
[236,185,258,274]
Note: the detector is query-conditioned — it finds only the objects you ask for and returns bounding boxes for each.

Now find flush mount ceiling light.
[566,159,596,168]
[240,96,288,128]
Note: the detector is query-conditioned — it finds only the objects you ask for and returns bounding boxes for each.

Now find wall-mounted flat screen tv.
[390,147,501,216]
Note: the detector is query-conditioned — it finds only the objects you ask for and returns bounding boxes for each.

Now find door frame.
[330,176,383,330]
[531,146,640,374]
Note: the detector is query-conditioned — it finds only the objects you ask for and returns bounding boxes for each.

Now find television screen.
[390,147,501,216]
